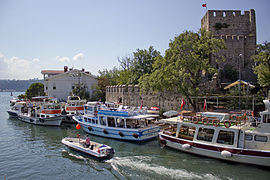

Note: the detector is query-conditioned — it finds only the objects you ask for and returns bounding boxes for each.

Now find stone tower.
[201,9,257,82]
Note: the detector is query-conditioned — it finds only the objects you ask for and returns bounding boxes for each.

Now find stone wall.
[106,85,191,112]
[201,9,257,82]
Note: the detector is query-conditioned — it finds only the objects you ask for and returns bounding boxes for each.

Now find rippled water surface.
[0,92,269,180]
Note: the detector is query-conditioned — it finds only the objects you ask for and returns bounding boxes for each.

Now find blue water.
[0,92,269,180]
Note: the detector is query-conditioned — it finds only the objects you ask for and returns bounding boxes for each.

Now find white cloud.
[0,53,42,80]
[56,56,70,63]
[32,58,40,62]
[73,53,84,61]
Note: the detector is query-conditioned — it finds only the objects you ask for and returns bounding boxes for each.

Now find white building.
[41,67,97,101]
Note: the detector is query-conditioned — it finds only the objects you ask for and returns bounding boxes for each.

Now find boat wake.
[107,156,220,180]
[61,149,86,161]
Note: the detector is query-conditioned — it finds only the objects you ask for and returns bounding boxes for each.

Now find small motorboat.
[61,137,115,161]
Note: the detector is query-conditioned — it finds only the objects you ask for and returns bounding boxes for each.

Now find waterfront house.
[41,66,97,101]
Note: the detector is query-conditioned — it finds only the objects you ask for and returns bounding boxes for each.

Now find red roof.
[41,70,64,74]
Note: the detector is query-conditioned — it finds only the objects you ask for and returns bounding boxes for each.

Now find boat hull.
[62,137,114,161]
[7,110,19,117]
[73,116,160,142]
[18,114,63,126]
[159,133,270,167]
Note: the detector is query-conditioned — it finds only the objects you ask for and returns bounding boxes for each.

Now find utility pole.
[239,54,243,110]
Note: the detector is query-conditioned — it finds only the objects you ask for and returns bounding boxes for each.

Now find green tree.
[252,41,270,96]
[91,67,120,102]
[221,64,238,82]
[139,30,225,110]
[118,46,161,85]
[71,83,90,100]
[25,82,46,99]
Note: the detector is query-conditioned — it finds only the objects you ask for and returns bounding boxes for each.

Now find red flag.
[140,99,143,110]
[180,98,185,110]
[202,3,207,7]
[203,99,207,111]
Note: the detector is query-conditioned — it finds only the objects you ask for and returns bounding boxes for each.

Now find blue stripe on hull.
[81,125,159,142]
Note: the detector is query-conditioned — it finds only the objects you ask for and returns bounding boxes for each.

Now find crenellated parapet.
[202,9,257,82]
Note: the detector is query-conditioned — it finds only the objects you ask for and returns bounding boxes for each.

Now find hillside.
[0,79,43,92]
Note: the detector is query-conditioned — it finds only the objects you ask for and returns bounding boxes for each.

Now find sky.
[0,0,269,80]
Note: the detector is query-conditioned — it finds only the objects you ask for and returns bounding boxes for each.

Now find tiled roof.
[41,70,64,74]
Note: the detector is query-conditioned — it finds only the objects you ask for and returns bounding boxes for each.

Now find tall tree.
[118,46,161,85]
[252,41,270,96]
[139,30,225,110]
[25,82,46,99]
[91,67,120,102]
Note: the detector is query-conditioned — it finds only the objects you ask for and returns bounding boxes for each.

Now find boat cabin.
[81,102,158,129]
[162,108,270,150]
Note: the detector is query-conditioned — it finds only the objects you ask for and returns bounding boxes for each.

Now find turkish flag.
[202,4,207,7]
[180,98,185,110]
[140,99,143,110]
[203,99,207,111]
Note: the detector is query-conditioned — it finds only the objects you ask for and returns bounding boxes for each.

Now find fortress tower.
[201,9,257,82]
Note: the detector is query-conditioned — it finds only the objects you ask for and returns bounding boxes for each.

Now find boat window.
[99,116,106,126]
[108,117,116,127]
[244,134,253,141]
[254,135,268,142]
[178,125,196,141]
[217,130,235,145]
[197,128,214,142]
[92,118,97,124]
[85,106,93,111]
[84,117,87,122]
[116,118,124,128]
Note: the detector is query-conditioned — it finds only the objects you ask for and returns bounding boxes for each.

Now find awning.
[224,80,255,90]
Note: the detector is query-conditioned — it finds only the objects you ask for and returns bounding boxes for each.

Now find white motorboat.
[159,100,270,167]
[7,101,28,117]
[73,102,160,142]
[61,137,114,161]
[18,99,63,126]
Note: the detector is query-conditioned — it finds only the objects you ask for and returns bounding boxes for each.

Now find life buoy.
[213,119,220,127]
[88,126,92,131]
[224,120,231,128]
[132,133,139,138]
[119,131,124,137]
[192,116,199,124]
[94,110,98,116]
[103,129,108,134]
[230,114,237,121]
[202,117,209,125]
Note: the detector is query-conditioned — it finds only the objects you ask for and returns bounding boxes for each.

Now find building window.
[197,128,215,142]
[72,86,75,90]
[53,86,56,90]
[217,130,235,145]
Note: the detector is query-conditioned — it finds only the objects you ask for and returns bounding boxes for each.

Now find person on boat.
[84,134,91,148]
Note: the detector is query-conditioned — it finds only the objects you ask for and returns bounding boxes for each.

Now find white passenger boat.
[7,101,28,117]
[159,100,270,167]
[73,102,160,141]
[17,99,63,126]
[62,137,114,161]
[62,96,86,123]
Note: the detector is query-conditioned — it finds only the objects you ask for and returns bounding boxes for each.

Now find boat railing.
[179,113,249,128]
